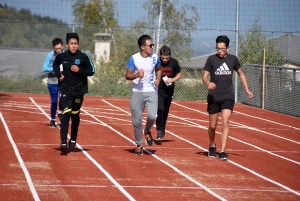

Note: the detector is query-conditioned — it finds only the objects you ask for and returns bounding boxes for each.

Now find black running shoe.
[135,145,143,155]
[219,152,228,161]
[68,139,76,149]
[60,142,67,149]
[161,130,165,138]
[208,146,217,158]
[144,130,153,146]
[49,120,57,128]
[156,130,163,140]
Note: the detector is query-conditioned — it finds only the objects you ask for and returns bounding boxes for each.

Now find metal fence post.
[292,70,296,116]
[278,68,282,111]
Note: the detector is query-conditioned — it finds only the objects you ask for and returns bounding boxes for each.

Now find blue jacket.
[43,51,64,84]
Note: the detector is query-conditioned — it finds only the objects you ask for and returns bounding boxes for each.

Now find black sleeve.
[78,54,95,76]
[53,54,62,78]
[204,56,212,72]
[233,56,241,71]
[174,59,181,75]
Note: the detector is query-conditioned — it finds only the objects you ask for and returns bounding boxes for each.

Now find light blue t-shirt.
[127,52,161,92]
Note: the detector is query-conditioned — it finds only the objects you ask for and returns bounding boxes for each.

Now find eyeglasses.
[144,44,155,48]
[54,47,63,51]
[216,47,227,51]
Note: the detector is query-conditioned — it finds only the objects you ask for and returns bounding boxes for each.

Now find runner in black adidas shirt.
[156,46,181,140]
[202,35,253,160]
[53,33,95,149]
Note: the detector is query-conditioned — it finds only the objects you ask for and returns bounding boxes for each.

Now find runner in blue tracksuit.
[43,38,64,127]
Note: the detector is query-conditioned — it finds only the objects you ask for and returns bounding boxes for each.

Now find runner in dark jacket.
[53,32,95,149]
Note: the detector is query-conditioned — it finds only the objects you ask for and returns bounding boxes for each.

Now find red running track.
[0,92,299,201]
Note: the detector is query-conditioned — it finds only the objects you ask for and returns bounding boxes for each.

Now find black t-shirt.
[53,50,95,95]
[203,54,240,101]
[158,57,181,96]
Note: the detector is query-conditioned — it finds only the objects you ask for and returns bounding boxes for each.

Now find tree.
[71,0,140,85]
[0,5,68,48]
[72,0,118,26]
[71,0,118,56]
[142,0,199,62]
[238,19,284,66]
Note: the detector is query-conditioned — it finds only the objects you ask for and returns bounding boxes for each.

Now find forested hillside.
[0,3,70,49]
[0,3,63,23]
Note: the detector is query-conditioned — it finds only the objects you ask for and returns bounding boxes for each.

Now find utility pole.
[234,0,239,102]
[156,0,163,54]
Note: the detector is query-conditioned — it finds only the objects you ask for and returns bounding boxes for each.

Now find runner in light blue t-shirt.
[126,34,162,155]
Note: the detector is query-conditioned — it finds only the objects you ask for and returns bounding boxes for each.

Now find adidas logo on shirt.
[215,63,231,75]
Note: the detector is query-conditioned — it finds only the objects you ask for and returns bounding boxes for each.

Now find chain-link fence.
[0,21,299,117]
[240,64,300,117]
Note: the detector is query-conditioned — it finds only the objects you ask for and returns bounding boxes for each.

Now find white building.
[94,33,112,63]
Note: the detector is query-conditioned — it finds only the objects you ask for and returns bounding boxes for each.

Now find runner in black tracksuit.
[156,46,181,140]
[53,33,95,149]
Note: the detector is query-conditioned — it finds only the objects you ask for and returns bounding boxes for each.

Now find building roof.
[181,52,212,69]
[0,48,49,79]
[181,49,236,69]
[269,33,300,66]
[183,33,300,69]
[0,48,95,79]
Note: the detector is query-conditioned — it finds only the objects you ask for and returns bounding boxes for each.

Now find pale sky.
[0,0,299,55]
[1,0,299,33]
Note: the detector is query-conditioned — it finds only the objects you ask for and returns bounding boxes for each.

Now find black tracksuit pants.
[59,92,84,143]
[156,92,172,132]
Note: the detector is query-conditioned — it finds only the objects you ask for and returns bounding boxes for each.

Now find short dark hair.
[66,32,79,44]
[159,46,171,56]
[216,35,230,47]
[138,34,152,48]
[52,38,63,47]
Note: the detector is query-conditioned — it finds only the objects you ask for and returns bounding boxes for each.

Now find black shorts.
[207,99,235,114]
[60,92,84,113]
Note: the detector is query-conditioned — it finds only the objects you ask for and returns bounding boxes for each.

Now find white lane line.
[168,115,300,196]
[103,100,300,197]
[90,113,203,128]
[29,97,136,201]
[99,100,226,201]
[168,113,300,196]
[173,102,300,145]
[0,108,41,114]
[231,121,300,144]
[19,184,292,193]
[234,111,300,130]
[166,101,300,131]
[2,99,197,127]
[75,143,136,201]
[0,183,294,193]
[0,112,40,201]
[169,113,300,166]
[14,143,300,153]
